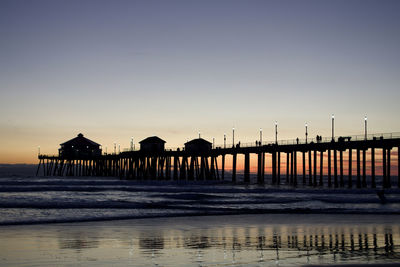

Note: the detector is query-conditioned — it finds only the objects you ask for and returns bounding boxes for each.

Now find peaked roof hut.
[59,133,101,158]
[139,136,166,153]
[185,138,212,154]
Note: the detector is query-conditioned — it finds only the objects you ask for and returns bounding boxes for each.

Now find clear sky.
[1,0,399,163]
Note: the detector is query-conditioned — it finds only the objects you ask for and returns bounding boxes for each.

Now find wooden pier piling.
[334,149,338,188]
[339,150,344,187]
[302,152,306,185]
[383,149,387,188]
[232,153,237,182]
[319,151,323,186]
[244,153,250,183]
[313,150,317,187]
[308,150,312,186]
[348,149,352,188]
[328,149,332,187]
[272,151,277,184]
[277,151,280,184]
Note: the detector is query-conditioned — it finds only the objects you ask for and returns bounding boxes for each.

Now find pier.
[37,132,400,188]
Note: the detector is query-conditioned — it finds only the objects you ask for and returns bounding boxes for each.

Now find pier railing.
[39,132,400,156]
[213,132,400,149]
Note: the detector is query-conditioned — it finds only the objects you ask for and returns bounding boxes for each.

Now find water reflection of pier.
[42,216,400,265]
[2,217,398,266]
[133,224,399,263]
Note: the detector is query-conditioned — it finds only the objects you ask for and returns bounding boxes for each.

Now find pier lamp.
[198,131,201,139]
[38,146,40,155]
[275,121,278,145]
[224,133,226,149]
[232,127,235,147]
[114,142,116,154]
[212,137,215,149]
[364,116,368,140]
[131,137,134,151]
[260,128,262,145]
[331,114,335,141]
[305,123,308,144]
[118,144,120,154]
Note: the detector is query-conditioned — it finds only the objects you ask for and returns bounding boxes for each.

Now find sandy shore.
[1,213,399,266]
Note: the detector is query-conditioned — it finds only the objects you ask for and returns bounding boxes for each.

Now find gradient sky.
[1,0,400,163]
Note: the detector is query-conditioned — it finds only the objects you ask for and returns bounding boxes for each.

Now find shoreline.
[2,211,400,227]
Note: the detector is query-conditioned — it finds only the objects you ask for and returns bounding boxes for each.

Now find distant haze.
[1,0,399,163]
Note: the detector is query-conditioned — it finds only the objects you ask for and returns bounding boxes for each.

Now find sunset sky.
[1,0,400,163]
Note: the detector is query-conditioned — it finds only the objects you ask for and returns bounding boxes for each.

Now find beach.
[1,214,400,266]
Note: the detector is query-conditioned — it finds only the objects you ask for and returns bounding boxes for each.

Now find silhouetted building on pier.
[139,136,166,153]
[185,138,212,154]
[59,133,101,158]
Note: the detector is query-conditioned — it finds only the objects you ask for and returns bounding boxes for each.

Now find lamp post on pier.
[364,116,368,140]
[114,142,116,154]
[275,121,278,145]
[232,127,235,147]
[224,133,226,149]
[305,123,308,144]
[130,137,134,151]
[212,137,215,149]
[260,128,262,145]
[38,146,40,156]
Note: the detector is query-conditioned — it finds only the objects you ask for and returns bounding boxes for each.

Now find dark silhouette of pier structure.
[37,132,400,188]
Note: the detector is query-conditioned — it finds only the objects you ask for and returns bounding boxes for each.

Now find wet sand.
[0,214,399,266]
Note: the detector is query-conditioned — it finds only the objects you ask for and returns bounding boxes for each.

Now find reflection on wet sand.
[1,215,399,266]
[54,219,400,265]
[58,232,100,250]
[131,224,399,265]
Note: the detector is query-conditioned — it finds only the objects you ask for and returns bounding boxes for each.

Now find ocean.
[1,164,400,225]
[0,164,400,266]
